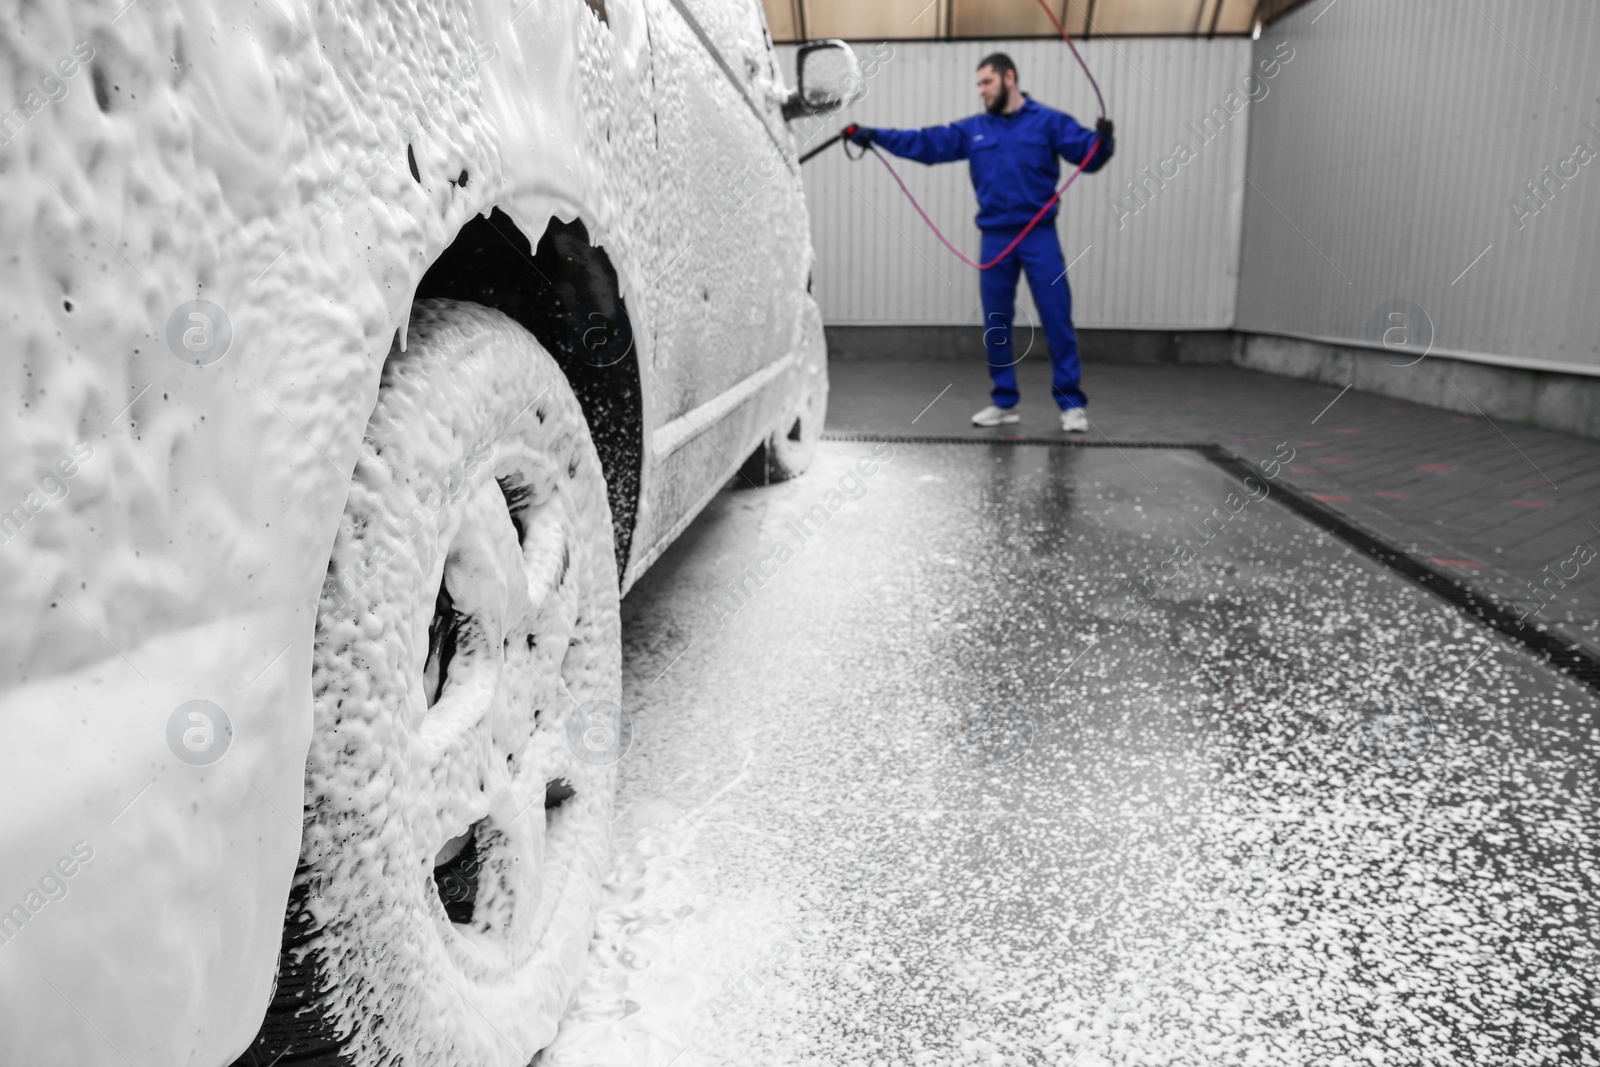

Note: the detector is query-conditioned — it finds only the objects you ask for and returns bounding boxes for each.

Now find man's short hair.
[977,53,1017,82]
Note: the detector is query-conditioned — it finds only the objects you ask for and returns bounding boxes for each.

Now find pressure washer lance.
[797,131,844,165]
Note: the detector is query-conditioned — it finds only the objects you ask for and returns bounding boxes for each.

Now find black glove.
[844,124,876,147]
[1095,118,1114,139]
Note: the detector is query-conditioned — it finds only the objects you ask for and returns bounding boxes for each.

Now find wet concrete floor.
[543,441,1600,1067]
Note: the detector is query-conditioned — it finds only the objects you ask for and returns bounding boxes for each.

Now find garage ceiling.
[762,0,1308,41]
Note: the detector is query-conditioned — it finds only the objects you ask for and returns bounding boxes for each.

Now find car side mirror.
[783,40,863,121]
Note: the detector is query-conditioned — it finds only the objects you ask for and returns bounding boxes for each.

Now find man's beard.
[986,84,1010,115]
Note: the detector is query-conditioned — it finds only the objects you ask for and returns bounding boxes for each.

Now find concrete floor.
[542,427,1600,1065]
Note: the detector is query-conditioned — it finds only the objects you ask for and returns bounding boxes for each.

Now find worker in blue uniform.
[847,53,1113,431]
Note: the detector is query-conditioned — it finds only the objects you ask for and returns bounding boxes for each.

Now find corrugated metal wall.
[1237,0,1600,375]
[781,38,1256,328]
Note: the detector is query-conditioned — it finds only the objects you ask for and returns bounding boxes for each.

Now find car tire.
[741,300,828,485]
[232,299,622,1067]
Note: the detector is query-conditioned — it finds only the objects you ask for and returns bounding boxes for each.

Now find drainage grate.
[818,431,1600,696]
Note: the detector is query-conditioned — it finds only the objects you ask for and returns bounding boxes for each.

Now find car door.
[629,0,814,564]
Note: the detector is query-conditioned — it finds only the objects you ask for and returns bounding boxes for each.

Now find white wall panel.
[1237,0,1600,375]
[780,37,1256,329]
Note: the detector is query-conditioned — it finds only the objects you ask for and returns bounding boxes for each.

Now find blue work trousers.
[979,225,1086,411]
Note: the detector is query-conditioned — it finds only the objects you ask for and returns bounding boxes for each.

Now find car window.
[665,0,791,149]
[676,0,775,96]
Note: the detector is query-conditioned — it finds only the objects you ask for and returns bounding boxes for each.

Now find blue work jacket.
[869,96,1111,231]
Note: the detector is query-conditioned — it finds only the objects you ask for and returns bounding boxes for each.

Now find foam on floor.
[547,443,1600,1067]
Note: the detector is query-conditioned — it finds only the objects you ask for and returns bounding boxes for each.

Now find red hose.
[862,0,1107,271]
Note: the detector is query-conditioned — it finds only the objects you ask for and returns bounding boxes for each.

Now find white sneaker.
[1060,408,1089,433]
[971,405,1020,427]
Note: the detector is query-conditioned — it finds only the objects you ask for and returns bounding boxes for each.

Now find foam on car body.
[0,0,819,1056]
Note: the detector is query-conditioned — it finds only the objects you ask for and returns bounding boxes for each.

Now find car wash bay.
[539,365,1600,1067]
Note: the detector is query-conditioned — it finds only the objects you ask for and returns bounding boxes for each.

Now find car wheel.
[233,299,622,1066]
[742,300,828,484]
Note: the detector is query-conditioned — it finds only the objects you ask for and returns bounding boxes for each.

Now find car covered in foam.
[0,0,855,1062]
